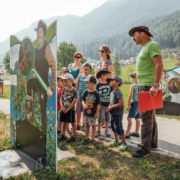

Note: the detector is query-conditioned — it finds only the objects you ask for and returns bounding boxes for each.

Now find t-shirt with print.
[110,89,124,116]
[96,82,112,106]
[61,87,77,111]
[97,60,112,71]
[82,90,100,117]
[136,40,161,86]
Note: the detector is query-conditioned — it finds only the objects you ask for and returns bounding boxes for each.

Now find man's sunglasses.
[74,56,81,59]
[99,50,105,53]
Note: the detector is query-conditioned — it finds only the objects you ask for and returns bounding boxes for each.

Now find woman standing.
[95,45,114,75]
[68,52,83,85]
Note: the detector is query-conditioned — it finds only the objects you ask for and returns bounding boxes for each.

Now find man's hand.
[47,87,53,97]
[106,106,112,113]
[149,86,159,97]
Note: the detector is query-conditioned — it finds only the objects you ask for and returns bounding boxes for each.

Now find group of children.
[56,63,140,151]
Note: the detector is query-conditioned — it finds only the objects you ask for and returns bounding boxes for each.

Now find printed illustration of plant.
[10,115,16,147]
[46,107,56,171]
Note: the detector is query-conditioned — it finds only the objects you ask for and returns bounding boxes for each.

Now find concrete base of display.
[0,149,42,179]
[0,148,76,179]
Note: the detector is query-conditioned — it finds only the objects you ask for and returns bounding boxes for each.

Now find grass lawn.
[0,112,180,180]
[0,85,10,99]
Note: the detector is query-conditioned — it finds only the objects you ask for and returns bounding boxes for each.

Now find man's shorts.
[84,116,97,126]
[127,101,141,119]
[98,105,110,123]
[111,115,124,135]
[60,109,76,123]
[75,96,83,112]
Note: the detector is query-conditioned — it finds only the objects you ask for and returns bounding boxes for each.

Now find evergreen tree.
[3,51,10,74]
[113,52,122,76]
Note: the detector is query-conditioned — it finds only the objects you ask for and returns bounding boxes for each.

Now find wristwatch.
[153,82,159,88]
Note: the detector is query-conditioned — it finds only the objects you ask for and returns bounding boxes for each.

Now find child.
[57,76,64,138]
[96,68,112,137]
[82,75,100,144]
[60,67,69,76]
[106,76,127,151]
[59,73,77,142]
[125,72,140,139]
[76,62,92,130]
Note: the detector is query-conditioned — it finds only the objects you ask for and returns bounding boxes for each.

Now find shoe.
[119,144,128,151]
[132,150,150,158]
[76,125,81,130]
[95,131,101,137]
[151,146,158,150]
[58,135,66,141]
[81,125,86,131]
[66,128,72,132]
[108,140,121,147]
[90,140,96,144]
[104,130,111,137]
[119,135,130,139]
[67,136,76,143]
[81,139,89,144]
[130,132,140,137]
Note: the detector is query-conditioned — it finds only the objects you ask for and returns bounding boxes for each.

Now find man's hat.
[84,75,97,84]
[129,26,153,37]
[34,20,47,35]
[106,76,123,86]
[96,68,111,79]
[62,73,74,81]
[129,72,136,78]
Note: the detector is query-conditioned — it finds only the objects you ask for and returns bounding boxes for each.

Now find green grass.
[0,85,10,99]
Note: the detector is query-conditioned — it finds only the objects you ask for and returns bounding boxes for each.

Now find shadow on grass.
[57,133,180,180]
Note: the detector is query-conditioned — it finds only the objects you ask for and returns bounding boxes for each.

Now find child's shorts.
[60,110,76,123]
[98,105,110,123]
[57,109,61,122]
[75,96,83,112]
[111,115,124,135]
[84,116,97,126]
[127,101,141,119]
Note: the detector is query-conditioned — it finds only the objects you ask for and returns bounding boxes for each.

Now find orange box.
[138,90,163,112]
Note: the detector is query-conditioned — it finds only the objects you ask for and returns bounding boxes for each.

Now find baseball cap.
[57,75,63,79]
[106,76,123,86]
[84,75,97,84]
[62,73,74,81]
[83,62,92,70]
[129,72,136,78]
[61,67,69,73]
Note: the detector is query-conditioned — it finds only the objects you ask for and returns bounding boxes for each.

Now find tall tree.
[3,51,10,74]
[57,41,77,71]
[114,52,122,76]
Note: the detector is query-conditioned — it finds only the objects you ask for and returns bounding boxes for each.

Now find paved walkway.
[0,99,180,157]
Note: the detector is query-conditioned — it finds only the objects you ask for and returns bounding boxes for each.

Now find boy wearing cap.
[60,67,69,76]
[76,62,92,130]
[59,74,77,142]
[82,75,100,144]
[125,72,140,139]
[96,68,112,137]
[106,76,127,151]
[57,76,64,137]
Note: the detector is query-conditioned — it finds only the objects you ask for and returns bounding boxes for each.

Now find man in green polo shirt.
[129,26,163,157]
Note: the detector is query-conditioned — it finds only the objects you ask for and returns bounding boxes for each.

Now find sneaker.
[58,135,66,141]
[81,125,86,132]
[130,132,140,137]
[76,125,81,130]
[104,130,111,137]
[67,136,76,143]
[132,150,150,158]
[95,131,101,137]
[119,144,128,151]
[108,141,121,147]
[81,139,89,144]
[90,140,96,144]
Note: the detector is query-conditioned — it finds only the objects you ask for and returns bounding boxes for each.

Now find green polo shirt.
[136,40,161,86]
